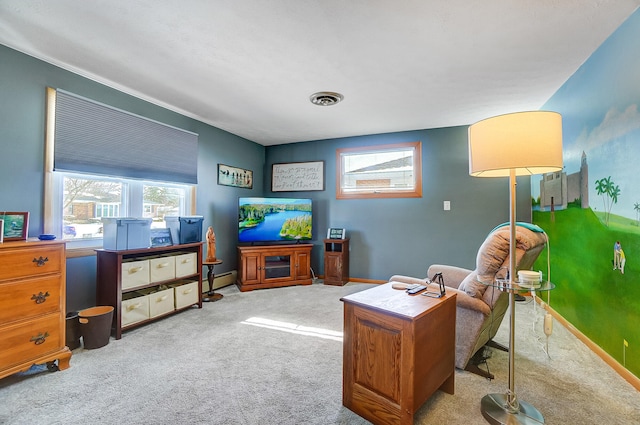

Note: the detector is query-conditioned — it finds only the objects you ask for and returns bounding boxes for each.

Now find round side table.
[202,259,223,302]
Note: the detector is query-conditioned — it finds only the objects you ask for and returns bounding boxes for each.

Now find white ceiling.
[1,1,638,146]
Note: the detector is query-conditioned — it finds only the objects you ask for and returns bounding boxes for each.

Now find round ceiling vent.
[310,91,344,106]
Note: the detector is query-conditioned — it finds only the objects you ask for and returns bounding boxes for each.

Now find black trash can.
[79,306,114,349]
[65,311,81,350]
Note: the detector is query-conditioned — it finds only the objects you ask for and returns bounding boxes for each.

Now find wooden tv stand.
[237,244,313,292]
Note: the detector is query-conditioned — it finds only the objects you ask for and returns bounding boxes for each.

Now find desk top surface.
[341,282,456,320]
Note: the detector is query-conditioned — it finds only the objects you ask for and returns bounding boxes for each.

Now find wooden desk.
[341,283,456,425]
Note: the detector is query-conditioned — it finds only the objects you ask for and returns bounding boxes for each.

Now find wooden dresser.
[0,239,71,379]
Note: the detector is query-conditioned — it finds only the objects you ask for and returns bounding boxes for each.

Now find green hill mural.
[533,207,640,376]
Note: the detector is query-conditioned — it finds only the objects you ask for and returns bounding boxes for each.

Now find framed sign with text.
[272,161,324,192]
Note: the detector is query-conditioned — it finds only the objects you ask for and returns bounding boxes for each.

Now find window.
[142,184,186,224]
[52,172,193,244]
[96,203,121,218]
[44,87,197,249]
[61,175,122,240]
[336,141,422,199]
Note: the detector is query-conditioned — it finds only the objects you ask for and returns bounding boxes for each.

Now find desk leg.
[203,264,223,302]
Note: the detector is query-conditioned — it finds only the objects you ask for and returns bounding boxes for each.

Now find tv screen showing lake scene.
[238,197,312,242]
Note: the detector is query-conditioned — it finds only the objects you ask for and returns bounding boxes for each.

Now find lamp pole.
[481,171,545,425]
[507,168,518,411]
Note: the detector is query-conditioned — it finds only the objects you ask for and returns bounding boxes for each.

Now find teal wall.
[534,9,640,377]
[265,128,532,281]
[0,45,264,311]
[0,43,529,311]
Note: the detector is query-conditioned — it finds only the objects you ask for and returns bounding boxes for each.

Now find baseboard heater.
[204,270,237,292]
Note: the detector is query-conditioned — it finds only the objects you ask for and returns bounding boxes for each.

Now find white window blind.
[53,89,198,184]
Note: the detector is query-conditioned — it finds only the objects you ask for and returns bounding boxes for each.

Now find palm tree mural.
[594,176,621,226]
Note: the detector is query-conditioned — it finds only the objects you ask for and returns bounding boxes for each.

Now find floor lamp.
[468,111,563,425]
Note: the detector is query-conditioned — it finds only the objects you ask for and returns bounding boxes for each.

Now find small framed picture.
[218,164,253,189]
[327,228,346,239]
[150,228,173,247]
[0,212,29,241]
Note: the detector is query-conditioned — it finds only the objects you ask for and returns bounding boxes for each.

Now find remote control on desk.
[406,285,427,294]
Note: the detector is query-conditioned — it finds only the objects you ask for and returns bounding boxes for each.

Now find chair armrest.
[447,287,491,316]
[427,264,473,290]
[388,275,428,286]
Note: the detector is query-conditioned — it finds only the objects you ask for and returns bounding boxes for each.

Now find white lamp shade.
[468,111,563,177]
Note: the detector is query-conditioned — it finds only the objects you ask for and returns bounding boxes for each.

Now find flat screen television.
[238,197,312,243]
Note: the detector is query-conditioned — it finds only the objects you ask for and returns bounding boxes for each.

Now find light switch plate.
[443,201,451,211]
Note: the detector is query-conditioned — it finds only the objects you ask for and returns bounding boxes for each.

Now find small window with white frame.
[51,172,193,245]
[336,141,422,199]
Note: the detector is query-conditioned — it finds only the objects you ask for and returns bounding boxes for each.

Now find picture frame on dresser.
[0,212,29,241]
[327,227,346,239]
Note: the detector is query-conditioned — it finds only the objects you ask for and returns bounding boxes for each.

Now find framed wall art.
[218,164,253,189]
[0,212,29,241]
[272,161,324,192]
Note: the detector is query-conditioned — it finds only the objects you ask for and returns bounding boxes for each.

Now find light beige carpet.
[0,282,638,424]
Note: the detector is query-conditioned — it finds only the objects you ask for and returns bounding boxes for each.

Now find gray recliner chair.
[390,224,548,378]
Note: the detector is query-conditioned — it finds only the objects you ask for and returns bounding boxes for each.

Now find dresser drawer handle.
[128,266,143,274]
[31,291,51,304]
[33,256,49,267]
[30,332,50,345]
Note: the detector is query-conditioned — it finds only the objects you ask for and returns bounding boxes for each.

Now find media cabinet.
[237,244,313,291]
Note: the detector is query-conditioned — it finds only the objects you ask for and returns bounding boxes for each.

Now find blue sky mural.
[533,10,640,220]
[531,9,640,378]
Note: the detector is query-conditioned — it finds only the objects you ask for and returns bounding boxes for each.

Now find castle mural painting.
[538,151,589,211]
[532,103,640,378]
[531,9,640,380]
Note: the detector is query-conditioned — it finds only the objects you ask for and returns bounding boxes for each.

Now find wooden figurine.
[206,226,217,262]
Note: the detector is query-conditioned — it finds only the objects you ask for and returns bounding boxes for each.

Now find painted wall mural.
[532,9,640,378]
